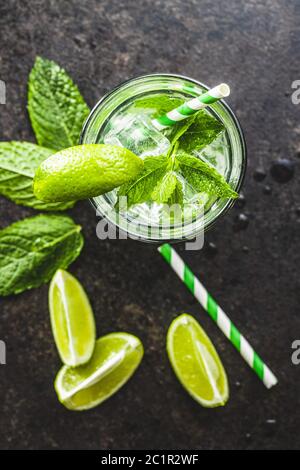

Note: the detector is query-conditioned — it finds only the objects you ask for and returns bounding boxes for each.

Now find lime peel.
[57,349,125,402]
[33,144,144,202]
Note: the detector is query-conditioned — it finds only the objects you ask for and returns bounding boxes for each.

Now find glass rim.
[80,73,247,240]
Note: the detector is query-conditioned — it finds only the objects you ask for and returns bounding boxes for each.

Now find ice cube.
[104,115,170,158]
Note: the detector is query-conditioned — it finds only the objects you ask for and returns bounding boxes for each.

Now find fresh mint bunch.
[0,57,89,210]
[0,57,89,295]
[0,214,83,296]
[116,109,237,208]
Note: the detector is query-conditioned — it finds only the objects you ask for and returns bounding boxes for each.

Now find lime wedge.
[167,314,229,407]
[49,269,96,367]
[33,144,143,202]
[55,333,143,410]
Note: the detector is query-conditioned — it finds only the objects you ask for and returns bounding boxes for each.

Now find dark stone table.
[0,0,299,450]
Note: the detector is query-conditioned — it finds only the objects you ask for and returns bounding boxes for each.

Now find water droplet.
[266,419,276,425]
[263,185,272,195]
[73,35,85,47]
[270,158,295,183]
[235,192,246,209]
[205,242,218,257]
[235,381,241,388]
[233,213,249,231]
[253,168,266,182]
[242,245,249,253]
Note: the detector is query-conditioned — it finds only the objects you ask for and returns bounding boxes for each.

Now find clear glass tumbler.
[80,74,246,243]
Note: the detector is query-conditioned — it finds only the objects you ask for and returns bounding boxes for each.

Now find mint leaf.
[117,155,167,209]
[167,177,184,206]
[151,171,177,203]
[151,171,183,206]
[130,94,191,145]
[176,152,238,199]
[168,115,197,147]
[0,142,74,210]
[178,110,224,154]
[0,214,84,296]
[28,57,90,150]
[132,95,183,118]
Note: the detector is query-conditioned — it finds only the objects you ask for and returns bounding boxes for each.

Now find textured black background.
[0,0,300,450]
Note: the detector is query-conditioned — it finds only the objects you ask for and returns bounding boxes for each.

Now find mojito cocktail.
[81,74,246,242]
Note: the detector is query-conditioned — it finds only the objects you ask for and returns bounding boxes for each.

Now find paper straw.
[158,243,278,389]
[152,83,230,131]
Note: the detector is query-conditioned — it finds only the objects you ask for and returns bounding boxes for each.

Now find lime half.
[55,333,143,410]
[49,269,96,367]
[33,144,143,202]
[167,314,229,407]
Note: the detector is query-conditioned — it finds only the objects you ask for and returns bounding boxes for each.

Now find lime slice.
[49,269,96,367]
[33,144,143,202]
[55,333,143,410]
[167,314,229,407]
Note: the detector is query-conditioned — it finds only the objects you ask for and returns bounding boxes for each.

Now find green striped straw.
[152,83,230,131]
[158,243,278,389]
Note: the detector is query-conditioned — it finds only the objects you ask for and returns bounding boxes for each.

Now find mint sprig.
[117,109,237,208]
